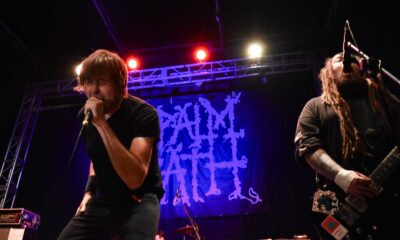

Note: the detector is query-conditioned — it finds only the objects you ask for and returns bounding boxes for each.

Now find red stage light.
[127,57,139,70]
[194,48,208,62]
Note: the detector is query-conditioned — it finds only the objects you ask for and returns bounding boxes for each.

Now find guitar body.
[311,186,399,240]
[309,145,400,239]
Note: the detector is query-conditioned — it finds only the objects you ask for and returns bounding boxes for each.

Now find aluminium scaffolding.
[0,86,41,208]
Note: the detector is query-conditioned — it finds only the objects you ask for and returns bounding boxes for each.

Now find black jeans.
[57,193,160,240]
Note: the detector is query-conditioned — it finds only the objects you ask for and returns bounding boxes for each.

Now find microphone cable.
[345,20,359,48]
[51,124,86,229]
[61,125,85,180]
[62,108,91,179]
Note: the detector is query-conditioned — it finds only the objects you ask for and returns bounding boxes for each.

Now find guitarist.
[295,52,400,239]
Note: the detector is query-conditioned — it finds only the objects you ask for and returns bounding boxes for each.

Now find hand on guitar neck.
[335,169,382,201]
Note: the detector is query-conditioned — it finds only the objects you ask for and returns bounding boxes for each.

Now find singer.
[294,52,400,239]
[58,49,164,240]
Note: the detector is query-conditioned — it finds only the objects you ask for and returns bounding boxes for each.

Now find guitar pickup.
[337,204,360,228]
[345,195,368,213]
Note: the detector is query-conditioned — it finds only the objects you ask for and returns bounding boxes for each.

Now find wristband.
[334,169,357,193]
[85,175,97,194]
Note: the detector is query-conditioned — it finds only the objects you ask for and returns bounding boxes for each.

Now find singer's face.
[331,53,363,86]
[83,76,121,113]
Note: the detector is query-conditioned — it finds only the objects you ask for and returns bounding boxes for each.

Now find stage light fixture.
[75,63,82,76]
[247,43,263,58]
[127,57,139,70]
[194,48,208,62]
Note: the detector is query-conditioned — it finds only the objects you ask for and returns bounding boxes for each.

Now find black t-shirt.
[295,93,394,178]
[294,87,400,237]
[82,95,164,204]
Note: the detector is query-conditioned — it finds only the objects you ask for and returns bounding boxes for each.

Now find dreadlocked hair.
[319,57,400,161]
[368,74,400,137]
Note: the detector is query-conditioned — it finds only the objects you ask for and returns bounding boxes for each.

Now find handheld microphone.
[82,110,92,127]
[342,20,352,73]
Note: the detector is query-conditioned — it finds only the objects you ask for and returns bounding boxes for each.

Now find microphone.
[82,110,92,127]
[342,20,352,73]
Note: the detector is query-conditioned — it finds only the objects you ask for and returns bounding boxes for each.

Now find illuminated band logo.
[156,92,261,207]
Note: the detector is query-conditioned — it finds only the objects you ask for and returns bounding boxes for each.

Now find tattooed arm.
[305,148,376,200]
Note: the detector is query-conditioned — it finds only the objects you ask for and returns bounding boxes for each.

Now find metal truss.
[0,51,312,208]
[38,51,312,99]
[128,51,311,89]
[0,88,41,208]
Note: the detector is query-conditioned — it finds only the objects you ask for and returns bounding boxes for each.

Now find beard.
[337,79,368,97]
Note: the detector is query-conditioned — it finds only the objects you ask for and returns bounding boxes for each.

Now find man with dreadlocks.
[295,52,400,239]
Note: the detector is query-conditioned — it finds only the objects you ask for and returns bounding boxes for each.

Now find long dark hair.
[319,57,400,160]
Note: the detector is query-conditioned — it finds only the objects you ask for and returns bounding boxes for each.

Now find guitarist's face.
[331,53,364,88]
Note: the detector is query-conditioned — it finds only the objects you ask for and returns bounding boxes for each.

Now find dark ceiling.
[1,0,399,155]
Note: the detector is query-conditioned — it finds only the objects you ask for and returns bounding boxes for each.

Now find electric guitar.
[313,145,400,240]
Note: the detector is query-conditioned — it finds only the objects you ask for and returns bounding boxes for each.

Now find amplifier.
[0,208,40,230]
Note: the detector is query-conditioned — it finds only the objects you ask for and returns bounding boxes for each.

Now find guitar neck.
[369,146,400,185]
[340,145,400,225]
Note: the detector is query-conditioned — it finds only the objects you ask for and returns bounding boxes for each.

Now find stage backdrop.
[149,90,266,218]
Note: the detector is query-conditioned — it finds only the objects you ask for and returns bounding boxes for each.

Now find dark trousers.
[57,193,160,240]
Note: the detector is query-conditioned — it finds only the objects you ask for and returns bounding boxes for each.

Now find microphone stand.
[347,41,400,87]
[176,189,202,240]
